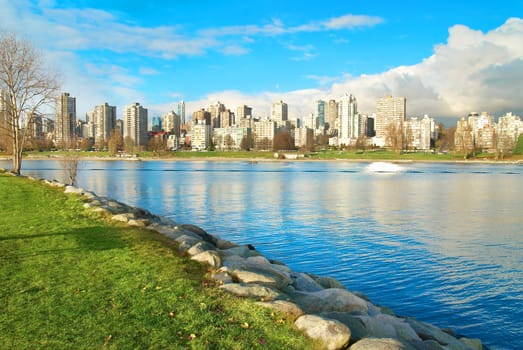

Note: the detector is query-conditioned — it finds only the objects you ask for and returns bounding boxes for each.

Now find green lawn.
[0,174,318,349]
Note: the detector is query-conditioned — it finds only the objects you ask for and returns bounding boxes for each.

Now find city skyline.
[2,1,522,120]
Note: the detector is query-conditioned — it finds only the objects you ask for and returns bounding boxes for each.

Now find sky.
[2,0,523,124]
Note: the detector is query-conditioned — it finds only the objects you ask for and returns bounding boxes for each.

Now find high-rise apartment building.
[162,111,181,136]
[375,96,406,139]
[236,105,253,121]
[55,92,76,147]
[338,93,359,145]
[253,119,276,150]
[271,100,288,125]
[177,101,186,125]
[209,101,225,129]
[325,99,338,133]
[316,100,325,129]
[123,102,148,147]
[91,102,116,144]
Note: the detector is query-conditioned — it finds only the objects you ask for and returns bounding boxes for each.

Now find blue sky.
[2,0,523,122]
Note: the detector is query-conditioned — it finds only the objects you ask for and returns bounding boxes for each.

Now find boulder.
[404,317,472,350]
[222,255,292,289]
[210,272,233,285]
[191,251,222,269]
[128,219,149,227]
[291,288,369,314]
[294,314,351,350]
[180,224,217,245]
[221,245,258,258]
[350,314,421,344]
[311,275,347,289]
[111,213,134,223]
[256,300,304,319]
[219,283,280,301]
[215,238,239,250]
[175,234,203,252]
[291,272,325,292]
[459,337,482,350]
[349,338,406,350]
[188,241,217,256]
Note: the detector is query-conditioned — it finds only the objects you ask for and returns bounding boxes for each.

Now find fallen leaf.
[241,322,249,329]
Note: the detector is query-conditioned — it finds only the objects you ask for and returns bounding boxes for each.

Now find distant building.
[191,119,211,151]
[219,109,234,128]
[55,92,76,147]
[271,100,288,126]
[338,93,359,145]
[236,105,253,121]
[213,127,251,151]
[404,115,436,151]
[193,108,211,125]
[294,127,314,149]
[209,101,226,129]
[123,102,148,147]
[151,116,162,132]
[316,100,325,129]
[91,103,116,145]
[375,96,406,140]
[454,117,474,152]
[177,101,186,125]
[162,110,181,136]
[325,99,338,133]
[497,112,522,151]
[253,119,276,150]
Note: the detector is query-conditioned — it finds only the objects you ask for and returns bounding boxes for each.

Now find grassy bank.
[0,174,318,349]
[14,149,523,162]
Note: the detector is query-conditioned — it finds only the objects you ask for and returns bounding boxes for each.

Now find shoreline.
[3,154,521,165]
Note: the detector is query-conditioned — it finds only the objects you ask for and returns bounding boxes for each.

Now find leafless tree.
[60,139,82,185]
[0,32,60,174]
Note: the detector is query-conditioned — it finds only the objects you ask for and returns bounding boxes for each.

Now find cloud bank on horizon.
[1,1,522,121]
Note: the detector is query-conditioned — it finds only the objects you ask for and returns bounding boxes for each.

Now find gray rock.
[351,314,421,344]
[191,250,222,268]
[210,272,233,285]
[93,207,110,215]
[219,283,280,301]
[147,224,183,240]
[128,219,149,227]
[111,213,134,223]
[319,312,369,342]
[82,191,97,200]
[349,338,406,350]
[311,275,347,290]
[175,234,202,252]
[459,337,482,350]
[291,271,325,292]
[294,314,351,350]
[215,237,239,250]
[404,317,472,350]
[221,245,257,258]
[180,224,217,245]
[222,255,292,289]
[291,288,369,314]
[256,300,304,319]
[188,241,216,256]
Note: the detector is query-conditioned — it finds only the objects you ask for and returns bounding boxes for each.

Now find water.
[3,159,522,349]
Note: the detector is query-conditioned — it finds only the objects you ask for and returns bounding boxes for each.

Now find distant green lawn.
[0,174,318,349]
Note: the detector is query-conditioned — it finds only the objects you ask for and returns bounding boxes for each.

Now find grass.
[0,174,319,349]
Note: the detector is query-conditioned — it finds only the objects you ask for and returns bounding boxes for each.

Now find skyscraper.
[123,102,148,147]
[55,92,76,147]
[375,96,406,139]
[236,105,253,120]
[92,102,116,144]
[271,100,288,125]
[338,93,359,145]
[177,101,186,125]
[325,99,338,133]
[316,100,325,129]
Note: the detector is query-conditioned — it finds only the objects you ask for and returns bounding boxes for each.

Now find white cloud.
[323,14,384,30]
[179,18,523,120]
[139,67,160,76]
[221,45,250,56]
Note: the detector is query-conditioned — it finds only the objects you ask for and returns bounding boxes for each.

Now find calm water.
[3,159,522,349]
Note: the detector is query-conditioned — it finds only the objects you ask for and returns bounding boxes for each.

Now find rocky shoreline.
[12,172,484,350]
